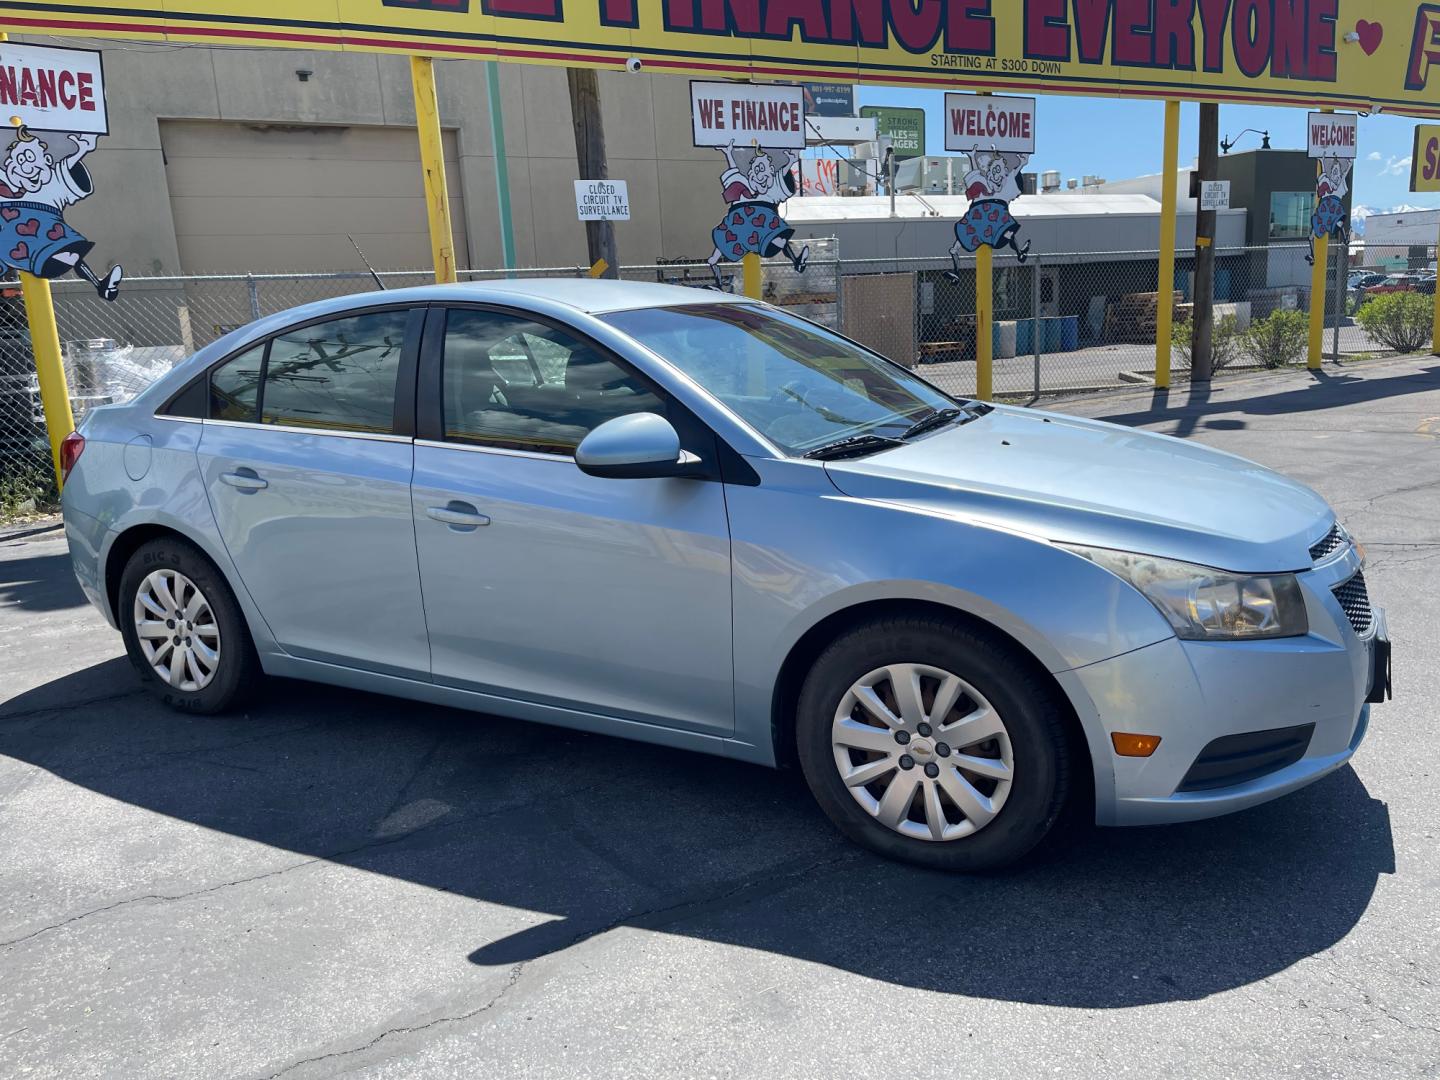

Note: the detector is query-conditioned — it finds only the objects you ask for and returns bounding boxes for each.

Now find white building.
[1361,209,1440,268]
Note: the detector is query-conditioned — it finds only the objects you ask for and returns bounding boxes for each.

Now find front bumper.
[1060,582,1386,827]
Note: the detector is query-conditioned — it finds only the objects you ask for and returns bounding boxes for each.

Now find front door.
[410,306,734,735]
[197,306,431,677]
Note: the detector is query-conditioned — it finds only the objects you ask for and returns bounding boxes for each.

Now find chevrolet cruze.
[60,279,1390,870]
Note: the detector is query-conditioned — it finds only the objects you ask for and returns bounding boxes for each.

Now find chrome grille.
[1333,572,1373,636]
[1309,523,1347,562]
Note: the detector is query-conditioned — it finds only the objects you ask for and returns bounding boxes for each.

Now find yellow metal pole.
[976,244,993,401]
[972,91,994,402]
[1,27,75,492]
[1433,219,1440,357]
[20,272,73,490]
[742,252,762,299]
[1154,100,1181,389]
[410,55,457,284]
[1307,109,1333,370]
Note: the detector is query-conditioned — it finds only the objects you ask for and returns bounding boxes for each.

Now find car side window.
[209,343,266,422]
[259,310,410,433]
[441,309,666,455]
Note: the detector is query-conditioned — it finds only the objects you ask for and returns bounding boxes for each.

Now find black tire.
[796,614,1071,872]
[117,537,260,714]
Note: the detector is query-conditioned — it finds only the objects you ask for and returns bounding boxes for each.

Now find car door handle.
[219,470,268,492]
[427,502,491,529]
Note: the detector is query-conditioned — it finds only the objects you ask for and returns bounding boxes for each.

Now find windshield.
[602,303,958,455]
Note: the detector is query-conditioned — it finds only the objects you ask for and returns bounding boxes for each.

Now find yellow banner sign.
[1414,124,1440,191]
[2,1,1439,117]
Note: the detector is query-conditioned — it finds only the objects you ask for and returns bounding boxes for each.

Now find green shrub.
[0,460,55,524]
[1355,291,1433,354]
[1173,314,1242,372]
[1240,310,1309,369]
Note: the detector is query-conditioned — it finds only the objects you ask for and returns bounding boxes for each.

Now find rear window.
[261,311,408,433]
[209,343,265,422]
[202,310,411,433]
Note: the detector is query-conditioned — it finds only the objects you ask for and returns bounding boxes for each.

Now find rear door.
[197,305,432,677]
[409,305,735,735]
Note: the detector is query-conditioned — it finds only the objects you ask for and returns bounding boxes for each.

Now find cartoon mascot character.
[1308,155,1352,266]
[946,145,1031,282]
[0,125,122,300]
[705,141,809,290]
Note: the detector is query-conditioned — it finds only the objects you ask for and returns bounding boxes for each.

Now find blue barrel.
[1042,317,1064,352]
[1060,315,1080,351]
[1015,319,1034,353]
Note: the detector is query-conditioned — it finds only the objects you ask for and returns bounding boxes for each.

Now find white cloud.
[1367,150,1382,161]
[1378,155,1413,177]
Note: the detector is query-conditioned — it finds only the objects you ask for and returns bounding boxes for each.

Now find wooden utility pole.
[1192,102,1219,382]
[566,67,618,278]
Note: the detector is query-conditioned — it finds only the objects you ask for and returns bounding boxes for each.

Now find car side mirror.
[575,413,703,480]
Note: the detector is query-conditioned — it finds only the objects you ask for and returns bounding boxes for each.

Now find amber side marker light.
[1111,732,1162,758]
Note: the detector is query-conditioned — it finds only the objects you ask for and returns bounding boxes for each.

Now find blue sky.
[853,87,1439,212]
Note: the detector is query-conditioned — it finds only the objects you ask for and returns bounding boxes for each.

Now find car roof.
[308,277,751,317]
[470,277,750,313]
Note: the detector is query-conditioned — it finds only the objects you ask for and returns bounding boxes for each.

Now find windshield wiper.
[901,407,965,440]
[902,403,993,441]
[803,434,904,461]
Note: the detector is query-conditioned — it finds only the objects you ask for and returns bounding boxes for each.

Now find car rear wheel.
[796,615,1071,871]
[118,538,259,714]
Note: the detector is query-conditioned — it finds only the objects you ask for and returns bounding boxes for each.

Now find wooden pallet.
[1105,290,1187,344]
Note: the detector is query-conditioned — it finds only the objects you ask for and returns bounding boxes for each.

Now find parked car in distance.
[1365,274,1425,297]
[61,280,1391,870]
[1348,271,1386,291]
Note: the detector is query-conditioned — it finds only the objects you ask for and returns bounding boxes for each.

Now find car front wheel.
[796,615,1072,871]
[118,537,259,714]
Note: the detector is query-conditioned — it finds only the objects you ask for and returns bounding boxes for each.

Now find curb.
[0,515,63,543]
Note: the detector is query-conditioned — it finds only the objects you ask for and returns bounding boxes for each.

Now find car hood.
[822,406,1331,573]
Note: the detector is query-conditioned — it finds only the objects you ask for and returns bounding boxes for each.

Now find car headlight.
[1064,545,1308,641]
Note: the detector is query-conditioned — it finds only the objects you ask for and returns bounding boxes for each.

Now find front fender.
[725,457,1174,762]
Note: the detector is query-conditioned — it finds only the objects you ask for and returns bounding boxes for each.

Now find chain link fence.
[3,232,1437,516]
[837,242,1405,401]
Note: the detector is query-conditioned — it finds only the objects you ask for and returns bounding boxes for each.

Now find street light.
[1220,128,1271,154]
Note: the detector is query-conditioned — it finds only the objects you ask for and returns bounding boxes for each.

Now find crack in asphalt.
[256,961,528,1080]
[0,687,146,722]
[0,777,612,951]
[1345,474,1440,519]
[0,858,319,950]
[57,719,335,787]
[1319,958,1440,1038]
[249,849,865,1079]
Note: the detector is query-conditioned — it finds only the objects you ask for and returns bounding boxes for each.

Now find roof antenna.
[347,234,386,291]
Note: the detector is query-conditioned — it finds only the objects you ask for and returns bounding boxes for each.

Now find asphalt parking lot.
[3,355,1438,1080]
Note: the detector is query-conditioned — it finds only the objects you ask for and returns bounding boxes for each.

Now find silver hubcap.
[832,663,1014,842]
[132,569,221,692]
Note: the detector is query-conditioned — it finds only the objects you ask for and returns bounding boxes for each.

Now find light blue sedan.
[60,280,1390,870]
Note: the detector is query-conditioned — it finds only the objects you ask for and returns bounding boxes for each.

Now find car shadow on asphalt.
[0,552,89,613]
[0,659,1394,1009]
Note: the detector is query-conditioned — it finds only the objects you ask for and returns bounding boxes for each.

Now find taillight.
[59,430,85,483]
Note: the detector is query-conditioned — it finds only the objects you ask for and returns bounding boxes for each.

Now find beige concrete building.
[18,37,730,276]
